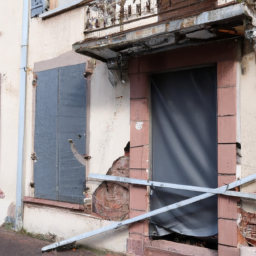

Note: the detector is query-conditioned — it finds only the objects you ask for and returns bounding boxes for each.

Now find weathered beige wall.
[0,0,23,223]
[89,63,130,193]
[240,52,256,193]
[21,7,130,252]
[24,204,128,252]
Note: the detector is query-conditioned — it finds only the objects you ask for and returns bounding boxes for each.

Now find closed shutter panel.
[58,64,86,204]
[34,64,86,204]
[34,68,58,201]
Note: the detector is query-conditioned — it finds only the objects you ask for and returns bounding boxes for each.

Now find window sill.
[39,0,89,19]
[23,196,85,211]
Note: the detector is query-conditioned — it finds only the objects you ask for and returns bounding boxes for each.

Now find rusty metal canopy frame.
[72,4,248,62]
[42,172,256,252]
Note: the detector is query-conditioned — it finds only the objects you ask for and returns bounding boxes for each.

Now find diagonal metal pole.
[89,173,256,200]
[42,173,256,252]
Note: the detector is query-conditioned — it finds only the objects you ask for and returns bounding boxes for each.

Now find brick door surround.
[128,40,239,256]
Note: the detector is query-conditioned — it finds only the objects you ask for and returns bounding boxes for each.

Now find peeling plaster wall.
[240,52,256,194]
[21,7,130,251]
[0,0,23,223]
[89,63,130,193]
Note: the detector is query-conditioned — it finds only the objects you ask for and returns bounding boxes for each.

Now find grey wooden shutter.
[34,63,86,204]
[58,64,86,204]
[34,68,58,201]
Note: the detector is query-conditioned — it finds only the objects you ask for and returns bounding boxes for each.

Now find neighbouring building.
[1,0,256,255]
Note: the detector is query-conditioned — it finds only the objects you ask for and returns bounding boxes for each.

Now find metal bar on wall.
[89,173,256,200]
[42,172,256,252]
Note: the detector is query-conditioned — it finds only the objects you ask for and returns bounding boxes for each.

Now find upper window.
[31,0,83,18]
[31,0,49,18]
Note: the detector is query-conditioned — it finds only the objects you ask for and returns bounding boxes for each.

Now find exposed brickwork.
[218,144,236,174]
[218,219,237,247]
[237,207,256,246]
[92,156,130,221]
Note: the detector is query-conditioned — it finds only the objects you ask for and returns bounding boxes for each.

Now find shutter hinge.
[32,73,38,87]
[31,152,38,162]
[29,182,35,188]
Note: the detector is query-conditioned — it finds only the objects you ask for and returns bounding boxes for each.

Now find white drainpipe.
[15,0,29,231]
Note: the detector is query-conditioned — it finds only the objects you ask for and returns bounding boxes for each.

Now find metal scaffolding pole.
[42,173,256,252]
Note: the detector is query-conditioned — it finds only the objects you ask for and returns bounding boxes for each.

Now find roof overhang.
[73,4,249,62]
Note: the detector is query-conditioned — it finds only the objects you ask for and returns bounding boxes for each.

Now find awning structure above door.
[73,4,248,61]
[72,4,250,85]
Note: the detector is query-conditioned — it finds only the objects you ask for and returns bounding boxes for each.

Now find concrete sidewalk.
[0,228,122,256]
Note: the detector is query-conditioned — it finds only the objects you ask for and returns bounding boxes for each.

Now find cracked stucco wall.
[241,52,256,195]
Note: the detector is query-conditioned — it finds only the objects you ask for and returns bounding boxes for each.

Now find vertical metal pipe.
[15,0,29,231]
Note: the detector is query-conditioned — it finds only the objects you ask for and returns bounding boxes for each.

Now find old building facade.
[1,0,256,255]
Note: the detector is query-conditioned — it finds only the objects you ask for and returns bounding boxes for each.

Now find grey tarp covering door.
[150,66,217,237]
[34,63,86,204]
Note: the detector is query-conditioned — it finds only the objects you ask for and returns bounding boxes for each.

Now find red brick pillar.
[127,58,149,256]
[217,60,239,256]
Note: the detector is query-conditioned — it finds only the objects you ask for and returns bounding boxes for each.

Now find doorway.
[150,66,218,241]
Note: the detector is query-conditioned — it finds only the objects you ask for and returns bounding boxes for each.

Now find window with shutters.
[31,0,49,17]
[31,0,82,17]
[34,63,86,204]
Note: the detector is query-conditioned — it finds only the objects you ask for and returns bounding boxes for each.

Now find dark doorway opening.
[150,65,218,248]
